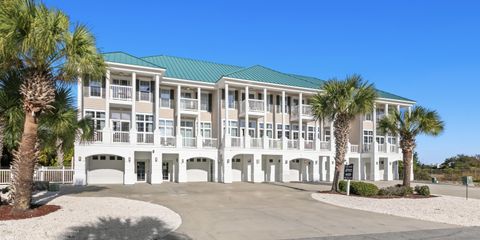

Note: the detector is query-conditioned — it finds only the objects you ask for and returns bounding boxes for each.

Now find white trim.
[106,62,165,72]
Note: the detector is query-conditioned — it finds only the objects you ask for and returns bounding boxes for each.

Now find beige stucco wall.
[84,98,106,111]
[159,108,174,120]
[136,101,154,114]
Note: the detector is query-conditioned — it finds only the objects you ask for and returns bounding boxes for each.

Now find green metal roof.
[103,52,162,69]
[101,52,414,102]
[142,55,243,83]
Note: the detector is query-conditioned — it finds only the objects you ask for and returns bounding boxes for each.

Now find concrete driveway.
[59,182,474,240]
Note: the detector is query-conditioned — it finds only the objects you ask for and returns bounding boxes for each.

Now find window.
[285,124,291,139]
[266,123,273,138]
[112,79,129,86]
[363,130,373,144]
[228,90,236,108]
[376,136,385,144]
[159,119,174,137]
[308,126,315,141]
[365,113,373,121]
[292,124,299,140]
[180,120,195,138]
[136,114,154,133]
[139,80,151,101]
[248,120,256,137]
[388,134,397,144]
[223,120,239,137]
[160,89,172,108]
[201,122,212,138]
[89,80,102,97]
[276,124,283,139]
[324,127,331,141]
[201,93,210,111]
[85,110,106,130]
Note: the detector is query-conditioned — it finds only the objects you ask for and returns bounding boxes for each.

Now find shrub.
[414,185,430,196]
[378,185,413,196]
[350,181,379,196]
[339,180,347,192]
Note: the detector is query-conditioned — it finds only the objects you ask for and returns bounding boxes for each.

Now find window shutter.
[258,93,263,100]
[150,81,155,102]
[242,93,245,101]
[276,95,280,105]
[221,89,225,100]
[135,79,139,101]
[287,96,291,106]
[208,93,212,112]
[235,90,239,101]
[170,89,174,100]
[269,94,273,104]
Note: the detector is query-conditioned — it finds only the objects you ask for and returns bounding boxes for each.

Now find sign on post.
[462,176,473,200]
[344,164,354,196]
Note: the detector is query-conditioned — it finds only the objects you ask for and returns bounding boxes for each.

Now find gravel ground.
[0,193,182,240]
[312,193,480,227]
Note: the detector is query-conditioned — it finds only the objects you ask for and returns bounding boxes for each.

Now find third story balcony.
[179,98,199,115]
[240,99,265,117]
[291,104,314,121]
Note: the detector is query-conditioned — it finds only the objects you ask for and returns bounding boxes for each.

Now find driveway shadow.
[33,185,109,205]
[61,216,190,240]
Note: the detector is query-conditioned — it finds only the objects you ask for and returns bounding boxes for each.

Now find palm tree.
[0,0,105,210]
[39,86,94,167]
[378,106,444,187]
[312,75,377,192]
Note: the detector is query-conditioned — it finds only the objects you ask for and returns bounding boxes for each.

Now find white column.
[222,154,232,183]
[124,153,136,184]
[176,85,182,147]
[353,158,361,180]
[77,76,83,121]
[312,158,320,181]
[252,153,262,183]
[315,120,320,150]
[397,105,401,150]
[151,152,163,184]
[245,86,250,148]
[103,70,111,144]
[176,154,187,183]
[73,152,86,185]
[371,103,379,180]
[224,84,230,147]
[196,87,202,148]
[281,156,289,182]
[319,156,327,181]
[385,158,393,181]
[330,121,334,152]
[281,91,287,150]
[154,75,161,145]
[263,88,267,149]
[213,159,218,182]
[385,103,389,153]
[130,72,137,144]
[327,157,335,182]
[298,92,304,150]
[408,104,414,181]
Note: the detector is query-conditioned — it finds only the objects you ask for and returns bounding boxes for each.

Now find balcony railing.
[160,98,174,108]
[390,144,399,153]
[362,143,372,153]
[183,137,196,148]
[110,85,132,101]
[160,136,176,147]
[377,143,387,153]
[350,144,359,153]
[291,104,314,118]
[137,132,154,144]
[250,137,263,148]
[240,99,265,113]
[231,136,242,147]
[180,98,198,111]
[91,130,103,142]
[269,139,282,149]
[112,131,129,143]
[287,139,298,149]
[202,138,217,148]
[320,141,330,151]
[304,140,314,150]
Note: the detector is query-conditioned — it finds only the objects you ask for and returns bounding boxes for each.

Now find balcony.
[304,140,314,150]
[90,130,103,143]
[320,141,330,151]
[250,137,263,148]
[377,143,387,153]
[202,138,218,148]
[240,99,265,117]
[160,136,176,147]
[112,131,129,143]
[291,104,314,121]
[110,85,132,102]
[182,137,196,148]
[287,140,299,149]
[350,144,359,153]
[269,139,282,149]
[362,143,372,153]
[180,98,199,114]
[230,136,242,147]
[137,132,154,144]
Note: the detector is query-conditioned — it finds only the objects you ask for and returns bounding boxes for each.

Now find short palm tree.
[312,74,377,192]
[378,106,444,187]
[39,86,94,167]
[0,0,105,210]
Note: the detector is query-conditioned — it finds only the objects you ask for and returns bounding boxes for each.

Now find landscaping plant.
[414,185,430,196]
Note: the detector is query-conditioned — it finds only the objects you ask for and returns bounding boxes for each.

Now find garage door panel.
[231,169,242,182]
[187,169,208,182]
[88,169,123,184]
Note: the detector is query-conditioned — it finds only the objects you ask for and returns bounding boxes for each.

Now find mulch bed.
[317,190,436,199]
[0,204,60,221]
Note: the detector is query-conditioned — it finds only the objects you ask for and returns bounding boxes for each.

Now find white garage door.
[88,156,124,184]
[187,159,210,182]
[232,161,242,182]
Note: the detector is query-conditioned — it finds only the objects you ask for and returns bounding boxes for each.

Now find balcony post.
[224,83,231,147]
[77,76,83,121]
[330,121,334,152]
[263,88,268,149]
[245,86,250,148]
[397,105,401,151]
[385,103,389,153]
[176,85,182,147]
[371,103,380,180]
[197,87,202,148]
[154,75,161,145]
[103,70,111,144]
[315,120,320,151]
[281,91,287,150]
[299,92,304,150]
[130,72,137,144]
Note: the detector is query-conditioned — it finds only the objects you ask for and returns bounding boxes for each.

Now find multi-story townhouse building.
[73,52,415,185]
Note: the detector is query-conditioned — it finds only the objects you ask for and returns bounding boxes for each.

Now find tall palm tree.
[378,106,444,187]
[312,75,377,192]
[39,86,94,167]
[0,0,105,210]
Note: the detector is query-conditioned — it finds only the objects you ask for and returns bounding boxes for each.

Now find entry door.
[180,120,194,137]
[162,162,169,181]
[137,161,146,181]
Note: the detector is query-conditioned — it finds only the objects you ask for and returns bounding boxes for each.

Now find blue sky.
[44,0,480,164]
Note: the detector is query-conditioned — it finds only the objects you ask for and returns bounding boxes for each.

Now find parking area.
[60,182,468,240]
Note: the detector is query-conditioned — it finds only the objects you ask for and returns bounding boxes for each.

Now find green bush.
[378,185,413,196]
[350,181,379,196]
[339,180,347,192]
[414,185,430,196]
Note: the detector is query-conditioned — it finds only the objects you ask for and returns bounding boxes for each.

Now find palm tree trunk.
[11,112,38,210]
[331,115,350,192]
[56,138,64,167]
[402,148,413,187]
[0,121,4,159]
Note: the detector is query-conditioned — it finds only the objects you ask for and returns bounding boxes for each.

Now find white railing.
[137,133,154,144]
[180,98,198,111]
[291,105,300,116]
[304,140,314,150]
[248,99,264,112]
[90,130,103,142]
[160,136,176,147]
[183,137,196,148]
[202,138,217,148]
[390,145,399,153]
[292,104,313,118]
[112,131,129,143]
[267,104,274,112]
[362,143,372,153]
[160,98,174,108]
[230,136,242,147]
[350,144,359,153]
[1,167,74,185]
[110,85,132,101]
[269,139,282,149]
[288,140,299,149]
[378,143,387,153]
[250,137,263,148]
[320,141,330,151]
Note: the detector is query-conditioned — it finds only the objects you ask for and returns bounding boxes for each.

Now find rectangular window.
[201,93,210,111]
[363,130,373,144]
[160,89,172,108]
[85,110,106,130]
[276,124,283,139]
[201,122,212,138]
[365,113,373,121]
[223,120,239,137]
[136,114,154,133]
[159,119,174,137]
[285,124,290,139]
[112,79,129,86]
[324,127,331,141]
[228,90,236,109]
[308,126,315,141]
[89,80,102,97]
[139,80,151,101]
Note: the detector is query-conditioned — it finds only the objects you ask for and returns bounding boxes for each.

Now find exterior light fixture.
[128,157,131,162]
[78,156,82,162]
[155,157,158,162]
[227,159,230,164]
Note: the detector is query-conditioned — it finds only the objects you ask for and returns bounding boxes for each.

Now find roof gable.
[102,52,162,69]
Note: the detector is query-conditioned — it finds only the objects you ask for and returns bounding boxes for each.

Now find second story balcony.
[180,98,199,115]
[240,99,265,117]
[291,104,314,121]
[110,85,133,102]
